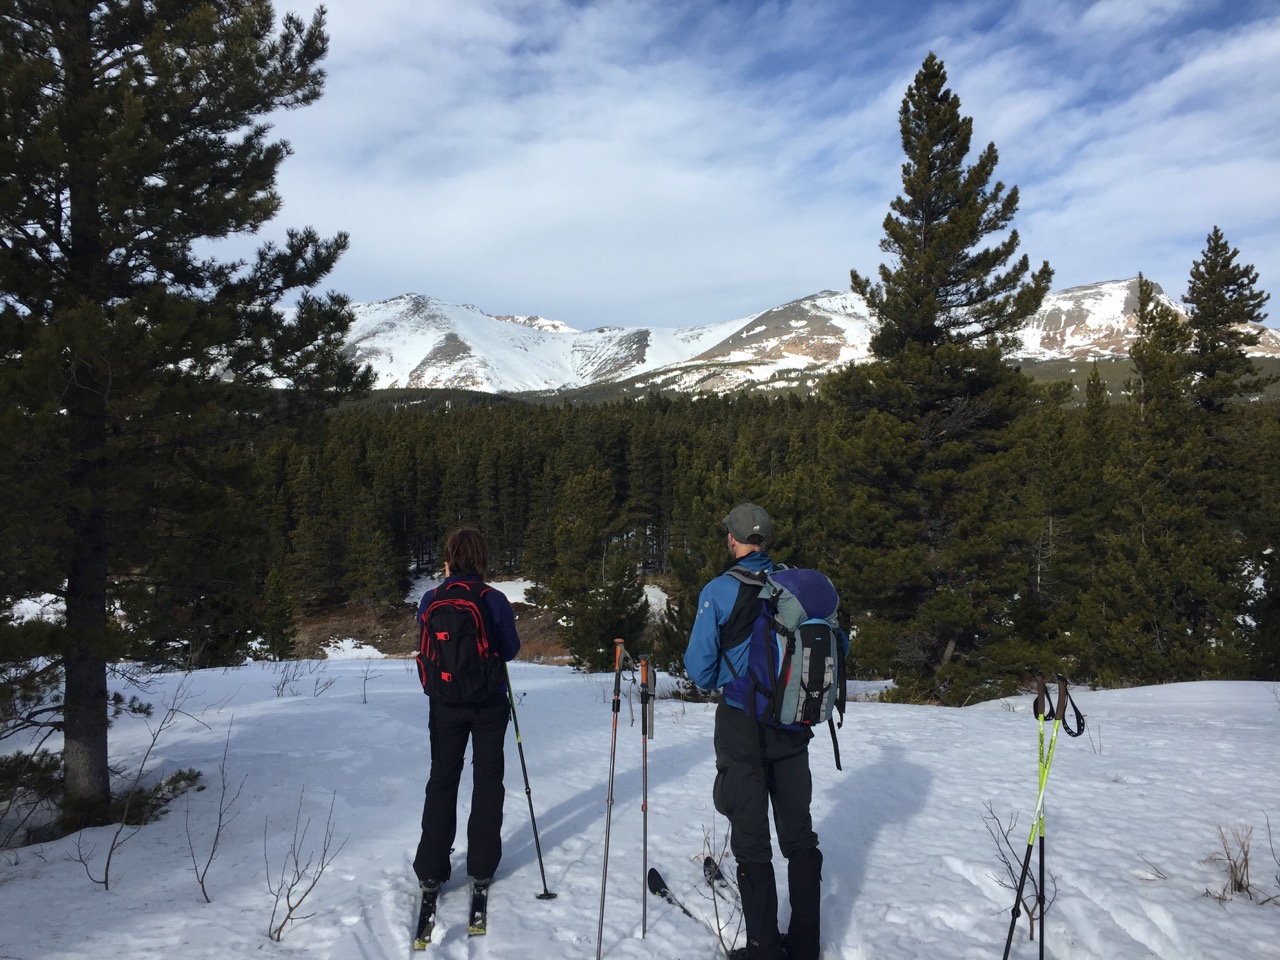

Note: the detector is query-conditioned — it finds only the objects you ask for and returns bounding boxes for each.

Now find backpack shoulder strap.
[726,565,768,588]
[716,567,771,679]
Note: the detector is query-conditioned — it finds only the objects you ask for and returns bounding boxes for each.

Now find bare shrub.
[185,721,246,902]
[984,802,1056,942]
[69,680,203,890]
[264,789,347,941]
[1204,824,1253,901]
[701,825,743,955]
[359,662,383,704]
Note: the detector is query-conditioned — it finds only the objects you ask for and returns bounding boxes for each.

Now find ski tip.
[646,867,666,894]
[412,938,429,950]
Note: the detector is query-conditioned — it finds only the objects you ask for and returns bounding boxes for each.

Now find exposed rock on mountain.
[341,279,1280,395]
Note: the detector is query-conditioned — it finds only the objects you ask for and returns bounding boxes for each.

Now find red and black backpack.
[415,580,506,703]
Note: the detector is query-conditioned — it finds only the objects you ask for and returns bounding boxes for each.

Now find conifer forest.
[250,347,1280,701]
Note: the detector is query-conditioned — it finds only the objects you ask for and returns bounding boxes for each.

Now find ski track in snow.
[1,662,1279,960]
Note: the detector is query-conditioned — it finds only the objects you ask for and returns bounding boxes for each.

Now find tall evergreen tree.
[1183,226,1273,412]
[0,1,369,825]
[1075,277,1250,683]
[850,52,1052,359]
[825,53,1054,701]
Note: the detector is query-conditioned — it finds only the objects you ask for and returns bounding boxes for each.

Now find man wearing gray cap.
[683,503,833,960]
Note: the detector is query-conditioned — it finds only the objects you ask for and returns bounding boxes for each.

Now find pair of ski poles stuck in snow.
[597,639,658,960]
[590,653,1089,960]
[1003,671,1085,960]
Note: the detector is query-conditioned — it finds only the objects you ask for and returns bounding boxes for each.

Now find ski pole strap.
[1055,674,1086,737]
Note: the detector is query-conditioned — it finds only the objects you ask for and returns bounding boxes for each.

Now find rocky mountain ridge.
[340,278,1280,395]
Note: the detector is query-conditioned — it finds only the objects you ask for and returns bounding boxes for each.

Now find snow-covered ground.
[2,653,1278,960]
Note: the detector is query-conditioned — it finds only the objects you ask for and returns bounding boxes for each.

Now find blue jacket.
[417,575,522,665]
[683,553,850,710]
[684,552,775,706]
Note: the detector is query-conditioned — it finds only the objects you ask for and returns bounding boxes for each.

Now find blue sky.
[256,0,1280,329]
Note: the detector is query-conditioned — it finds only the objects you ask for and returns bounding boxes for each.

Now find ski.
[648,867,731,958]
[647,867,696,919]
[412,882,440,950]
[467,878,490,936]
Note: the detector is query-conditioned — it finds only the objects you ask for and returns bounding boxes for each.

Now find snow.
[3,659,1278,959]
[342,295,754,393]
[8,594,62,624]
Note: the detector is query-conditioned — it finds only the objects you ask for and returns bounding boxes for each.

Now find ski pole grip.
[612,639,625,713]
[1032,672,1048,720]
[639,657,650,738]
[639,657,656,740]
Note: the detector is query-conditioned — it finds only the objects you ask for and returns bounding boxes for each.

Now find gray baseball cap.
[724,503,771,545]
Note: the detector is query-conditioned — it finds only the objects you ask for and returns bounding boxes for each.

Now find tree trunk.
[61,637,111,826]
[61,479,112,825]
[56,1,114,828]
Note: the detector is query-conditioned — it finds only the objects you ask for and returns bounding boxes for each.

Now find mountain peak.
[341,279,1280,395]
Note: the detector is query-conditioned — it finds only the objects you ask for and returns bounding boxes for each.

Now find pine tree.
[1183,227,1273,412]
[1128,275,1193,424]
[1075,277,1251,683]
[850,52,1052,359]
[561,548,650,672]
[0,1,369,825]
[825,53,1054,701]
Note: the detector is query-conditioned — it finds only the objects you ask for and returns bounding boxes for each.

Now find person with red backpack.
[412,526,521,904]
[683,504,848,960]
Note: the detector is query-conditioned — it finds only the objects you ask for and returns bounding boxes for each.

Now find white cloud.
[251,0,1280,327]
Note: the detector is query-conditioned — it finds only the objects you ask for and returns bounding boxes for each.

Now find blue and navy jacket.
[683,552,773,709]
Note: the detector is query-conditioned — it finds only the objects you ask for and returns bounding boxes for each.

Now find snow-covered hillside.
[2,621,1277,960]
[341,294,749,393]
[342,280,1280,396]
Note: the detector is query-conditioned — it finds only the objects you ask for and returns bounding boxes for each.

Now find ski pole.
[505,663,557,900]
[1002,673,1084,959]
[596,639,629,960]
[1036,678,1065,960]
[1002,673,1055,960]
[639,656,655,937]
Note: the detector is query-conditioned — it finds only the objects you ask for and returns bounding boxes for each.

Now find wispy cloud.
[257,0,1280,327]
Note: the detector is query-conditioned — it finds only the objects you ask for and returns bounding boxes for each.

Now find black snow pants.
[413,694,510,885]
[713,701,823,960]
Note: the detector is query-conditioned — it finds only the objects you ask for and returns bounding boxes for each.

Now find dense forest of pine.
[249,346,1280,703]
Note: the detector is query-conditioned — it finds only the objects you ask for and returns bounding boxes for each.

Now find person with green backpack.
[683,503,848,960]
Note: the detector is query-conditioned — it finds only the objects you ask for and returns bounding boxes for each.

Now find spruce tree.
[1183,226,1273,412]
[825,53,1054,701]
[0,1,369,825]
[1075,277,1251,683]
[850,52,1053,359]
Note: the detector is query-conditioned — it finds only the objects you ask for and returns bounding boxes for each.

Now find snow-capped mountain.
[1013,279,1280,360]
[341,279,1280,395]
